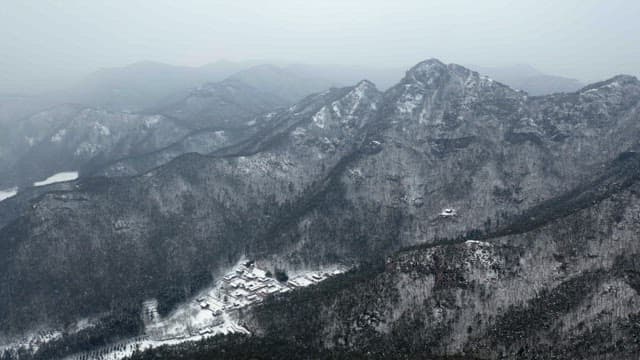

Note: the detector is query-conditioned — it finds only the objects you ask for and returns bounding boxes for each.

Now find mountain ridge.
[1,60,639,354]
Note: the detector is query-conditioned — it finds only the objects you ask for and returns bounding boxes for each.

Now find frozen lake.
[33,171,78,187]
[0,187,18,202]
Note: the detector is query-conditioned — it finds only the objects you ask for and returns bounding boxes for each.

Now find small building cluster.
[142,260,346,344]
[215,263,286,310]
[207,261,342,312]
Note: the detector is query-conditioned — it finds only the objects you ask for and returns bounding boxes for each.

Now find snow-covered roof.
[439,208,457,216]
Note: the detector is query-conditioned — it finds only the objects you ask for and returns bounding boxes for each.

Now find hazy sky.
[1,0,639,93]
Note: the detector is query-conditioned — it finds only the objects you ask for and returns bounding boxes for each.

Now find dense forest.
[124,334,479,360]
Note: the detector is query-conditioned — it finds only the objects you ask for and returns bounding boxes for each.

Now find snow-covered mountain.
[241,153,640,359]
[0,62,359,189]
[1,59,640,359]
[0,76,299,188]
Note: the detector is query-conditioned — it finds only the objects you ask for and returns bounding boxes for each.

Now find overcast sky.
[1,0,639,93]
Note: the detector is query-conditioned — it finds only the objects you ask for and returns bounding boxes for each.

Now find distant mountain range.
[0,60,593,190]
[0,60,586,127]
[0,62,407,188]
[471,63,584,95]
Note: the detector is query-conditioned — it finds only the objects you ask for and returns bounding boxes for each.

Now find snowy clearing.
[57,259,347,360]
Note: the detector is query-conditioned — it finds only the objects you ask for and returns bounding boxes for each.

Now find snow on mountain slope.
[239,154,640,359]
[1,59,640,359]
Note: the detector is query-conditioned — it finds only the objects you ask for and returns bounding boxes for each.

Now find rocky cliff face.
[264,59,640,265]
[0,59,639,341]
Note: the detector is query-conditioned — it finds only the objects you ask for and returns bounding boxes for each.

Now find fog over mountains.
[0,60,584,190]
[470,64,584,95]
[0,56,639,359]
[0,60,582,119]
[2,0,640,358]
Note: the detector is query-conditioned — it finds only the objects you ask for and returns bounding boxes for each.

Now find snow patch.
[583,81,622,95]
[143,116,161,128]
[0,187,17,202]
[212,130,227,141]
[292,126,306,137]
[74,142,100,157]
[33,171,78,187]
[480,75,494,83]
[50,129,67,142]
[0,329,63,356]
[398,92,423,114]
[313,107,330,129]
[94,123,111,136]
[331,101,343,118]
[465,240,490,246]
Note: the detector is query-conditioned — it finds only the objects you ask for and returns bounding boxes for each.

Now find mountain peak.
[580,74,640,93]
[611,74,639,83]
[406,58,447,76]
[333,80,381,115]
[354,79,378,93]
[403,59,479,88]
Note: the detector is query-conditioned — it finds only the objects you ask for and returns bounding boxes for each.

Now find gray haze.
[1,0,639,94]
